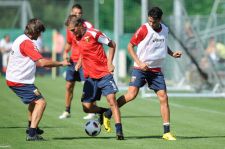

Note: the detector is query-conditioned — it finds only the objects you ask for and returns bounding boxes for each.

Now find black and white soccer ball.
[84,120,101,137]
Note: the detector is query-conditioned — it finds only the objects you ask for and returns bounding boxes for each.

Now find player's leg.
[104,68,145,119]
[156,90,175,140]
[81,78,108,115]
[26,103,44,135]
[59,63,75,119]
[83,101,97,120]
[82,102,107,114]
[150,71,176,140]
[156,90,170,129]
[104,86,139,119]
[8,84,46,141]
[106,93,124,140]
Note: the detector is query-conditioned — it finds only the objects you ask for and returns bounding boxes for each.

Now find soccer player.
[59,4,96,120]
[6,18,70,141]
[68,17,124,140]
[104,7,182,140]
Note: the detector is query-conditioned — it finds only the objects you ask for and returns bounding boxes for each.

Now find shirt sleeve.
[130,25,148,46]
[19,40,43,61]
[96,32,111,45]
[83,21,94,29]
[66,29,73,44]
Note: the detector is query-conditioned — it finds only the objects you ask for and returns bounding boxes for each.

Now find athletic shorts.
[9,84,44,104]
[66,62,85,82]
[129,68,167,91]
[81,74,118,103]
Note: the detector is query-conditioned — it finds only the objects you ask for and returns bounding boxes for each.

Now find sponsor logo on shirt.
[152,38,164,42]
[84,36,90,42]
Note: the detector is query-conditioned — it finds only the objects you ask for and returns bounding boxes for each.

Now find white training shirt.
[130,23,169,68]
[6,34,43,84]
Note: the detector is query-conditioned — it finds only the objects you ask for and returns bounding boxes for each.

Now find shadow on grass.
[53,135,162,140]
[178,136,225,139]
[53,135,225,140]
[122,115,160,118]
[0,126,64,129]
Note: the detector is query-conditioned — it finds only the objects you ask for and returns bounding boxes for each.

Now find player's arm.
[167,46,182,58]
[97,33,116,73]
[37,58,70,67]
[63,42,71,61]
[127,43,148,71]
[75,54,82,71]
[107,40,116,73]
[20,40,70,67]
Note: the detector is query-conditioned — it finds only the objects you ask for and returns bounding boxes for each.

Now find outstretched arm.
[36,58,70,67]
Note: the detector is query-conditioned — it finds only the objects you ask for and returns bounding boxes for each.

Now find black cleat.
[26,134,45,141]
[98,113,103,125]
[26,127,44,135]
[116,132,124,140]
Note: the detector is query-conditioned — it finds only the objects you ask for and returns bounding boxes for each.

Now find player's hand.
[75,63,81,71]
[61,60,71,66]
[139,62,148,71]
[108,63,115,73]
[63,53,70,62]
[173,51,182,58]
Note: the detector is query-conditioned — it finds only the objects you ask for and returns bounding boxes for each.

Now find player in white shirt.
[103,7,182,141]
[0,35,12,74]
[6,18,70,141]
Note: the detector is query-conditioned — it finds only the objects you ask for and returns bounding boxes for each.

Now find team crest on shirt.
[130,76,136,83]
[84,36,90,42]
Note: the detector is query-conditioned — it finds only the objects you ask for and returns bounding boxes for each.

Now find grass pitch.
[0,76,225,149]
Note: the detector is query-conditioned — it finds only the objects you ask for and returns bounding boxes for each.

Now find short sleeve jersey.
[130,23,169,68]
[78,28,111,79]
[6,34,43,85]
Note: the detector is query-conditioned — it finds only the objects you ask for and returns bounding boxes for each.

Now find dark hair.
[72,4,82,10]
[65,15,84,27]
[24,18,45,36]
[148,7,163,20]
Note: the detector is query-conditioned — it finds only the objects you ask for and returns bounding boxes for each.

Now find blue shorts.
[9,84,44,104]
[66,62,85,82]
[129,68,166,91]
[81,74,118,103]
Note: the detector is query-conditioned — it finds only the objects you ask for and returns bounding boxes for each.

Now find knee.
[66,83,74,91]
[82,105,90,113]
[158,94,168,104]
[41,100,47,108]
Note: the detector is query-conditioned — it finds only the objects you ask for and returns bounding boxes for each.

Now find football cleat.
[59,111,71,119]
[103,114,112,133]
[83,113,96,120]
[116,132,124,140]
[26,127,44,135]
[26,134,45,141]
[162,132,176,141]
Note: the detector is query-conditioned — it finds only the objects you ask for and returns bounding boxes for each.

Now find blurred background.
[1,0,225,97]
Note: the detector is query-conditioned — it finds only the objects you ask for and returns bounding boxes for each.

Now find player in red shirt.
[6,18,70,141]
[59,4,96,120]
[68,17,124,140]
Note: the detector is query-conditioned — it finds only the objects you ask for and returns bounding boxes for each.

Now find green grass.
[0,76,225,149]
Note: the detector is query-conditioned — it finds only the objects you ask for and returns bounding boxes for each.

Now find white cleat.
[59,111,71,119]
[83,113,96,120]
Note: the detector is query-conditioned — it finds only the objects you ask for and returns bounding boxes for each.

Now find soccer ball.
[84,120,101,137]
